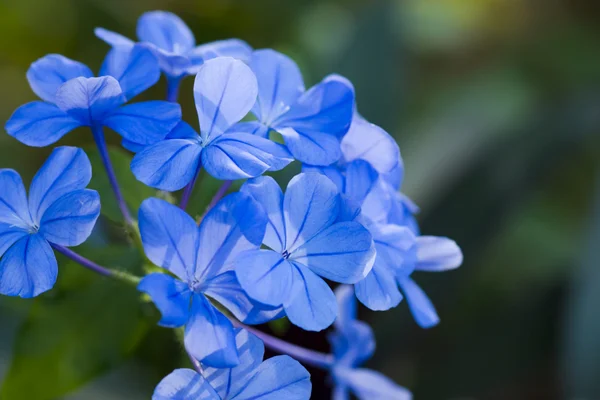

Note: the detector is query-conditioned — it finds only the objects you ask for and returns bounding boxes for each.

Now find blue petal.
[275,74,354,165]
[332,385,351,400]
[55,76,126,125]
[138,198,199,280]
[202,132,293,180]
[121,138,146,153]
[285,265,337,331]
[147,50,191,80]
[250,49,305,123]
[28,147,92,224]
[184,294,239,368]
[336,195,362,223]
[153,369,219,400]
[0,169,33,227]
[383,161,404,190]
[348,321,376,366]
[278,127,342,167]
[278,74,354,138]
[167,121,201,140]
[371,224,417,274]
[345,160,393,224]
[303,165,345,193]
[290,221,375,284]
[354,263,402,311]
[95,28,135,48]
[202,271,284,325]
[284,173,340,252]
[131,139,202,191]
[230,355,311,400]
[39,189,100,246]
[341,114,402,179]
[138,273,192,328]
[204,328,264,399]
[329,319,375,368]
[124,121,198,153]
[234,249,294,307]
[240,176,286,252]
[137,11,195,54]
[388,192,420,234]
[5,102,81,147]
[103,101,181,145]
[100,45,160,100]
[0,224,28,259]
[194,57,258,142]
[334,284,357,324]
[397,276,440,328]
[233,121,270,138]
[187,39,253,73]
[415,236,463,272]
[0,235,57,298]
[26,54,93,103]
[334,368,412,400]
[195,192,267,280]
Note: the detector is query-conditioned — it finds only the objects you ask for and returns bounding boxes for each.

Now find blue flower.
[137,194,284,368]
[311,154,463,324]
[95,11,252,80]
[240,49,355,166]
[0,147,100,298]
[131,57,293,189]
[234,173,376,331]
[329,286,412,400]
[153,329,311,400]
[304,112,419,231]
[5,46,181,150]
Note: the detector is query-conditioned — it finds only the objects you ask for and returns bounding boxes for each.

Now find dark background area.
[0,0,599,399]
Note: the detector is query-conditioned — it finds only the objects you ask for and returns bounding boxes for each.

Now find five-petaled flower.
[96,11,252,82]
[239,49,355,166]
[234,173,376,331]
[306,117,464,326]
[0,147,100,298]
[131,56,293,188]
[5,45,181,151]
[137,194,282,368]
[154,329,311,400]
[329,286,412,400]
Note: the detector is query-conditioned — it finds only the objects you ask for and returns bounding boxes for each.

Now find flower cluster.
[1,10,463,399]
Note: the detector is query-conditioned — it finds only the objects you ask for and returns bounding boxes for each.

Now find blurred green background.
[1,0,599,399]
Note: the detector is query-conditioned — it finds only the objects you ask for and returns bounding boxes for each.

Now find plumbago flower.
[137,194,284,367]
[240,49,355,166]
[5,45,181,151]
[235,173,376,331]
[306,114,463,327]
[131,56,293,188]
[305,112,418,231]
[154,329,311,400]
[0,147,100,298]
[328,286,412,400]
[1,10,466,399]
[96,11,252,85]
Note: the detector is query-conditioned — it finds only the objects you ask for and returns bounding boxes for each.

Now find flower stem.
[236,323,334,369]
[187,350,204,375]
[166,76,182,103]
[52,244,141,286]
[90,125,134,227]
[179,163,203,210]
[199,180,233,219]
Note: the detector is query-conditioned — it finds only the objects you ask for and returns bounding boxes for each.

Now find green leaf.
[0,247,149,400]
[86,145,156,223]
